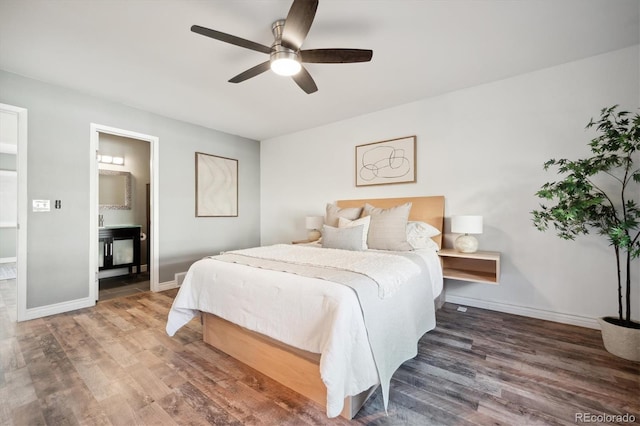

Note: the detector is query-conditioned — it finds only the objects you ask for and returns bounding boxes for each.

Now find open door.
[90,124,159,302]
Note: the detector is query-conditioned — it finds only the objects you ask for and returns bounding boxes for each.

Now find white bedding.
[166,246,442,417]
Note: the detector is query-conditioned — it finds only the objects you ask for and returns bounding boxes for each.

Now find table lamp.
[451,215,483,253]
[305,216,324,241]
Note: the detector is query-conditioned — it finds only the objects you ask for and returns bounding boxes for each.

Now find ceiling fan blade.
[191,25,272,54]
[281,0,319,50]
[228,61,271,83]
[300,48,373,63]
[292,66,318,94]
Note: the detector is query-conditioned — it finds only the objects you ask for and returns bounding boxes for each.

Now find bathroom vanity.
[98,225,141,276]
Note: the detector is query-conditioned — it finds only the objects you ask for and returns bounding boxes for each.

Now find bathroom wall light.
[98,155,125,165]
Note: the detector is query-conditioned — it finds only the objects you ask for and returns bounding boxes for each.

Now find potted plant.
[532,105,640,362]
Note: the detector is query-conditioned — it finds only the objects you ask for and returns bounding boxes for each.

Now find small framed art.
[355,135,416,186]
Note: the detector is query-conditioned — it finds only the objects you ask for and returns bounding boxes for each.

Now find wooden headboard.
[336,196,445,249]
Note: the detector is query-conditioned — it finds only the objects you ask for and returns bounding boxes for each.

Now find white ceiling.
[0,0,638,141]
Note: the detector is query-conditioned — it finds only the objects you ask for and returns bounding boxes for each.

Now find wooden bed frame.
[201,196,445,419]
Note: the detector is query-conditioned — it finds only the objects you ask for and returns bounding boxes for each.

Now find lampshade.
[451,215,483,235]
[305,216,324,230]
[305,215,324,242]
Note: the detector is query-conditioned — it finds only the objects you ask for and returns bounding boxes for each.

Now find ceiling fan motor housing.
[270,19,301,76]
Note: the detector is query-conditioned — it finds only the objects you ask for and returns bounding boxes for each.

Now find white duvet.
[166,246,442,417]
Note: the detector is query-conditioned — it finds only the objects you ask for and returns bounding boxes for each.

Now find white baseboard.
[158,280,177,291]
[24,296,95,321]
[156,271,187,292]
[0,257,16,264]
[444,294,600,330]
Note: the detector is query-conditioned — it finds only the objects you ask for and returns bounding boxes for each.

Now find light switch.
[32,199,50,212]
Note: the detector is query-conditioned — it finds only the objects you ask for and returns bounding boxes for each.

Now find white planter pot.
[598,317,640,362]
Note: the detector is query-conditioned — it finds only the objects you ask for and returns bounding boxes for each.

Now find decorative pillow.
[322,224,366,251]
[408,236,440,251]
[325,203,363,227]
[363,202,413,251]
[406,221,441,250]
[338,215,371,250]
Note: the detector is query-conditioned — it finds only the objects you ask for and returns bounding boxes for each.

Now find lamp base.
[307,230,321,241]
[454,234,478,253]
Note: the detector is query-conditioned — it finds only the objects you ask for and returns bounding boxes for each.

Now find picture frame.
[195,152,238,217]
[355,135,416,187]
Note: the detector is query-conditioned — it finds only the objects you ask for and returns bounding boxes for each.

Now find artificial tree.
[532,105,640,329]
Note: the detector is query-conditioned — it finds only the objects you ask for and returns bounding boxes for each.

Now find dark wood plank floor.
[1,289,638,425]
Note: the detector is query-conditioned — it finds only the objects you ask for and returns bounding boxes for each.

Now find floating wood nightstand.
[438,249,500,284]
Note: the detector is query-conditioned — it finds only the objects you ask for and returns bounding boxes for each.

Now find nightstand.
[438,249,500,284]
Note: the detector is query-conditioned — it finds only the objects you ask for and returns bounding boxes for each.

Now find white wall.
[261,46,640,326]
[0,70,261,311]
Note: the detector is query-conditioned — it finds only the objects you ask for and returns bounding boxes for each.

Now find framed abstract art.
[195,152,238,217]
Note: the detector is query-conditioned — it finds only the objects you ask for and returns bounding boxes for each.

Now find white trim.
[0,103,28,322]
[158,280,178,291]
[90,124,160,302]
[0,222,17,228]
[23,296,95,321]
[0,142,17,154]
[444,294,601,330]
[0,257,17,264]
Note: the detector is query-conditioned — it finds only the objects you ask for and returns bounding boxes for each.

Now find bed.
[166,196,445,419]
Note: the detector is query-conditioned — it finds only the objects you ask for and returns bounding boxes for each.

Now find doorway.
[0,103,27,322]
[90,124,159,301]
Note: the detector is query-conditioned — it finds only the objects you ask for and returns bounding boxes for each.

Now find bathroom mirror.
[99,170,132,210]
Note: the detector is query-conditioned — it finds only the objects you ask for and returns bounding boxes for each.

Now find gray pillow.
[325,203,363,227]
[363,202,413,251]
[322,224,366,251]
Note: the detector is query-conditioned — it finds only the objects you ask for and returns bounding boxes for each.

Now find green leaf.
[532,105,640,322]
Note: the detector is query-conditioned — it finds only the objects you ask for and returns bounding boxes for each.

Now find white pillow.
[322,224,366,251]
[406,221,440,250]
[407,221,441,238]
[409,236,440,251]
[338,215,371,250]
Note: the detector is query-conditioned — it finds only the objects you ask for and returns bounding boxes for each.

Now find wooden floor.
[99,273,150,301]
[1,289,638,425]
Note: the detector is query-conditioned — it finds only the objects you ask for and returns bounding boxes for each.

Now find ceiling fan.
[191,0,373,94]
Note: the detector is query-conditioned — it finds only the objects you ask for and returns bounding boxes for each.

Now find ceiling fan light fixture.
[191,0,371,93]
[270,50,301,76]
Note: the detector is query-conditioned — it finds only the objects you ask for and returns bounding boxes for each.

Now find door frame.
[0,103,27,321]
[90,124,159,300]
